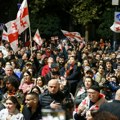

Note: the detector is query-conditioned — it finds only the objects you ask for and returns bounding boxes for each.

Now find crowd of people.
[0,37,120,120]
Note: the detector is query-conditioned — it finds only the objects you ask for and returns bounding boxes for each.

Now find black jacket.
[22,103,42,120]
[39,90,65,109]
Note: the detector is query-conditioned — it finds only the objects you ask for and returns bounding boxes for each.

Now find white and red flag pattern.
[5,19,19,53]
[33,29,43,46]
[3,0,30,53]
[61,30,82,42]
[110,22,120,33]
[17,0,30,34]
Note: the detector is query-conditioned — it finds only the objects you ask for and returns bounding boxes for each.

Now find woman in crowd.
[74,76,96,108]
[35,76,47,93]
[19,70,34,94]
[0,96,25,120]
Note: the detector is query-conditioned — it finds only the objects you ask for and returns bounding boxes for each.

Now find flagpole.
[27,0,32,55]
[29,26,32,55]
[17,0,32,55]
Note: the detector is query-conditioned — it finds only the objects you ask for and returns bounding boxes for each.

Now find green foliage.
[29,0,46,14]
[70,0,100,26]
[30,14,60,37]
[97,10,114,39]
[28,0,117,39]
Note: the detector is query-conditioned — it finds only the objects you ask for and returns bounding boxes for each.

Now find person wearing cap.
[44,62,60,84]
[73,85,107,120]
[22,61,33,73]
[41,57,54,77]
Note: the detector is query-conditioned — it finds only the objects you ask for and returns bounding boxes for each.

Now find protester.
[35,76,47,93]
[39,79,65,110]
[4,65,19,80]
[0,96,25,120]
[41,57,54,77]
[74,76,96,107]
[22,92,42,120]
[19,70,34,94]
[73,85,107,120]
[0,31,120,120]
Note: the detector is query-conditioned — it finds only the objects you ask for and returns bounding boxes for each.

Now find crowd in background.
[0,37,120,120]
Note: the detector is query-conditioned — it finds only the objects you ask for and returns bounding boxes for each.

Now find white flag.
[17,0,30,34]
[33,29,43,46]
[5,20,19,53]
[110,22,120,33]
[61,30,82,42]
[61,30,75,41]
[70,32,82,42]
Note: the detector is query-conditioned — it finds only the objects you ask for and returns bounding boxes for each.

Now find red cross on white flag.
[5,19,19,53]
[110,22,120,33]
[17,0,30,34]
[61,30,83,42]
[3,0,30,53]
[33,29,43,46]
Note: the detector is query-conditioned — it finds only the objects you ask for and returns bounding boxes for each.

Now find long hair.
[6,96,21,111]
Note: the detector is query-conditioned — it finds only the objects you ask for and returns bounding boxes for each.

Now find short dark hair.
[31,86,41,94]
[26,92,39,101]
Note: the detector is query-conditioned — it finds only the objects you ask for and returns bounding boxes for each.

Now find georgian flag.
[3,0,30,53]
[33,29,43,46]
[110,22,120,33]
[8,32,19,52]
[5,19,19,53]
[61,30,82,42]
[70,32,82,42]
[61,30,75,41]
[17,0,30,34]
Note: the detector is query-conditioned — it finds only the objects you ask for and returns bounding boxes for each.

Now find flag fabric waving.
[61,30,82,42]
[5,19,19,53]
[110,22,120,33]
[17,0,30,34]
[33,29,43,46]
[70,32,82,42]
[61,30,75,41]
[3,0,30,53]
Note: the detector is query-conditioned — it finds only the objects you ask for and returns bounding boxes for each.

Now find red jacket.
[41,65,50,76]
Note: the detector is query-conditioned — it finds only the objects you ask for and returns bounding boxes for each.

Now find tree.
[30,14,60,38]
[97,10,114,39]
[29,0,76,38]
[70,0,115,40]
